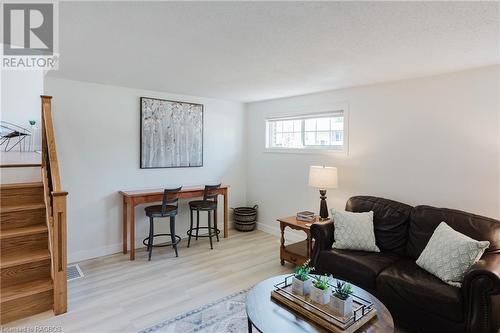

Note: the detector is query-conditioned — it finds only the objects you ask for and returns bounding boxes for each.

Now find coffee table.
[246,275,394,333]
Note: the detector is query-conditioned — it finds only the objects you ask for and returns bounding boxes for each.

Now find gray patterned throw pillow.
[331,209,380,252]
[416,222,490,287]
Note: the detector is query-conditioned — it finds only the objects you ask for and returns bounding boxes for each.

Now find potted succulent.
[330,281,354,317]
[310,275,331,305]
[291,260,313,296]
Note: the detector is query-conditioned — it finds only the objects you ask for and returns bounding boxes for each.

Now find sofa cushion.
[377,259,463,322]
[407,205,500,259]
[416,222,489,287]
[345,196,413,255]
[315,249,400,291]
[331,209,380,252]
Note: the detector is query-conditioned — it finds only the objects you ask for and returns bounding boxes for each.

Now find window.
[266,111,346,151]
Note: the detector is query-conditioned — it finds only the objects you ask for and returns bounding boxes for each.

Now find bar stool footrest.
[186,227,220,238]
[143,234,181,247]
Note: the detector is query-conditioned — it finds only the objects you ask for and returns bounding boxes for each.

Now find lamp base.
[319,189,329,219]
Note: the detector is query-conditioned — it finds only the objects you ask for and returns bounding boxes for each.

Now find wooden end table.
[278,216,327,266]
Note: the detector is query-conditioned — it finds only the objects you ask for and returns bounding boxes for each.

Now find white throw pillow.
[331,209,380,252]
[416,222,490,287]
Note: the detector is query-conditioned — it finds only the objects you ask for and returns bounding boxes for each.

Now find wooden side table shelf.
[277,216,325,266]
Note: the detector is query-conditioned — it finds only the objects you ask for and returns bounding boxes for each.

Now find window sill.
[263,148,348,155]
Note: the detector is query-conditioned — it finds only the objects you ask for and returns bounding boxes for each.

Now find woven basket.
[233,205,258,231]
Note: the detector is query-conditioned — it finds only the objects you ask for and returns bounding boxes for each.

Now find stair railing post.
[51,192,67,314]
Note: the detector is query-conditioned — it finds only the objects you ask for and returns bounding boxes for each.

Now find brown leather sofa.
[310,196,500,333]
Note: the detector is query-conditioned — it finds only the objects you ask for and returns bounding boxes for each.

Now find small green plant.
[294,259,313,281]
[29,120,36,126]
[313,275,330,290]
[333,281,353,300]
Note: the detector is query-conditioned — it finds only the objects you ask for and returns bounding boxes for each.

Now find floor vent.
[67,264,84,281]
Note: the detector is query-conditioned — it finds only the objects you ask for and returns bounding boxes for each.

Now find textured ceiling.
[48,1,500,102]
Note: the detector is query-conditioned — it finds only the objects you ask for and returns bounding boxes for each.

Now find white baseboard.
[68,227,236,264]
[70,223,302,264]
[69,244,122,264]
[256,222,304,243]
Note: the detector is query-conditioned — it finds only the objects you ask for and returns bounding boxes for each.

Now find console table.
[120,185,229,260]
[277,216,324,266]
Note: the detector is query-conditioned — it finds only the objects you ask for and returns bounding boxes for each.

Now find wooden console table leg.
[280,223,285,265]
[122,197,128,254]
[129,201,135,260]
[223,189,228,238]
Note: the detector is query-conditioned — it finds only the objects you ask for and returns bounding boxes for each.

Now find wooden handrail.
[40,95,68,315]
[41,96,63,193]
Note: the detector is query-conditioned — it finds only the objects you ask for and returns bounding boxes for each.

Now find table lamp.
[308,166,338,219]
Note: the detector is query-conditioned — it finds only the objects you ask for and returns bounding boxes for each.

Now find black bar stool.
[143,187,182,260]
[187,184,221,249]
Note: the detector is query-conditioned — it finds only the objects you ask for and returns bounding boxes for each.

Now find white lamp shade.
[308,166,338,189]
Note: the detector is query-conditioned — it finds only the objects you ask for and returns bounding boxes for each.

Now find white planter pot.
[329,295,353,317]
[310,286,330,305]
[291,276,312,296]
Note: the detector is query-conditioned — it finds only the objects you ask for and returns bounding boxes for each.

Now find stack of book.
[296,211,315,222]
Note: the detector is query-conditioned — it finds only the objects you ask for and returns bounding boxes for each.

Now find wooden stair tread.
[0,225,48,240]
[1,203,45,213]
[0,163,41,168]
[0,182,43,190]
[1,278,53,303]
[1,249,50,269]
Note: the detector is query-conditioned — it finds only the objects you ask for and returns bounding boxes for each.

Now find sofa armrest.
[310,221,334,267]
[462,253,500,333]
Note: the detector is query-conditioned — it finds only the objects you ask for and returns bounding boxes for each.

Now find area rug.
[139,289,249,333]
[139,289,406,333]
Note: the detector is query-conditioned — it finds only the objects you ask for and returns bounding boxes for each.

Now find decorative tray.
[271,275,377,333]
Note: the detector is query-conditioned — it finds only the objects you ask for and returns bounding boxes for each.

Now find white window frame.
[264,108,349,155]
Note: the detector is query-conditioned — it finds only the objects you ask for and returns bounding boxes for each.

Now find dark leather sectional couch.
[310,196,500,333]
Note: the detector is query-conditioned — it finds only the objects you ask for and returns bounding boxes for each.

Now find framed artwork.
[140,97,203,168]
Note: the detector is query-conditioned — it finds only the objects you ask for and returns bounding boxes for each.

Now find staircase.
[1,182,53,323]
[0,96,67,324]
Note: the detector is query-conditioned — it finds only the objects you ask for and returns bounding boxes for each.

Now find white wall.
[1,70,44,136]
[44,78,247,263]
[246,66,500,238]
[0,70,44,184]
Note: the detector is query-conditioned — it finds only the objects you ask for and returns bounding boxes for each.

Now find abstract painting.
[140,97,203,168]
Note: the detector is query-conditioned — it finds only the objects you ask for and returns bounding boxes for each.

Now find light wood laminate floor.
[3,230,292,332]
